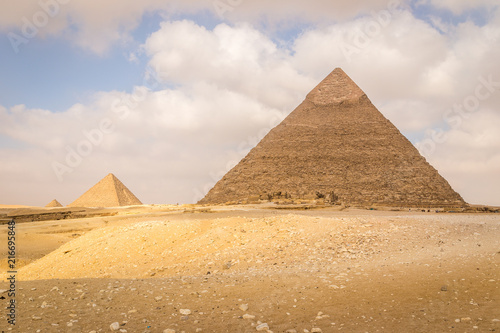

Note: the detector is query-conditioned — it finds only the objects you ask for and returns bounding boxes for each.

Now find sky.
[0,0,499,206]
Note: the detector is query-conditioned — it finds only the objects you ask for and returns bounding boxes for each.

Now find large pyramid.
[68,173,143,207]
[199,68,466,207]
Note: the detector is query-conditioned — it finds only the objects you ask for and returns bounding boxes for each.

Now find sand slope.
[3,211,499,332]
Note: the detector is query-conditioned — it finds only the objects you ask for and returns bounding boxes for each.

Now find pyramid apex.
[306,68,366,105]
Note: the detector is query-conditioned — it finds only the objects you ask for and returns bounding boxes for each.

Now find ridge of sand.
[18,213,499,281]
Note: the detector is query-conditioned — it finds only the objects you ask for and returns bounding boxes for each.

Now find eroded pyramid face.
[199,68,465,207]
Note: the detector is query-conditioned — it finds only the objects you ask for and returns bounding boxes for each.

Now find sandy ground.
[0,207,499,332]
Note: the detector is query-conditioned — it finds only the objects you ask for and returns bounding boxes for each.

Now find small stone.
[256,323,269,331]
[196,329,202,332]
[492,319,500,322]
[155,296,163,301]
[110,322,120,331]
[311,329,322,333]
[128,309,137,314]
[286,330,298,333]
[441,285,448,291]
[119,330,127,333]
[243,314,256,319]
[239,304,249,311]
[461,317,471,322]
[163,330,176,333]
[455,319,461,323]
[67,322,73,327]
[180,309,191,315]
[89,331,97,333]
[32,316,42,320]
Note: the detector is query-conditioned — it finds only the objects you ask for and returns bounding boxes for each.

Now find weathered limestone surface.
[200,68,466,207]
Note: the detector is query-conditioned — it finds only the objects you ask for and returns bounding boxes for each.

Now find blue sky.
[0,0,499,206]
[0,2,493,112]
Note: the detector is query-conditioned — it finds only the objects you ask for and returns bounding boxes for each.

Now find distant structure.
[199,68,466,207]
[68,173,142,207]
[45,199,63,208]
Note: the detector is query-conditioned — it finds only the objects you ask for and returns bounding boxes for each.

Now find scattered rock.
[110,322,120,331]
[163,330,176,333]
[441,285,448,291]
[311,329,322,333]
[180,309,192,315]
[239,304,249,311]
[256,323,269,331]
[243,314,256,319]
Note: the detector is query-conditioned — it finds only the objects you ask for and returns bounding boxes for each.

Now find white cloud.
[1,0,496,56]
[0,0,404,55]
[144,20,314,110]
[0,79,286,204]
[419,0,498,15]
[0,5,499,206]
[419,109,500,206]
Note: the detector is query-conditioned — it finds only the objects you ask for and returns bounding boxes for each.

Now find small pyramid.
[68,173,142,208]
[45,199,63,208]
[199,68,466,207]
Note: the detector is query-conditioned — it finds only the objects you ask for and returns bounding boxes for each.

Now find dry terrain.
[0,206,499,332]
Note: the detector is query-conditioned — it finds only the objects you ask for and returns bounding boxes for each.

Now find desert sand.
[0,205,499,332]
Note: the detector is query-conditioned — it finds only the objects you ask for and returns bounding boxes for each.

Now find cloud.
[1,6,499,205]
[2,0,497,56]
[144,20,314,110]
[418,0,499,15]
[419,109,500,206]
[0,79,286,205]
[0,0,406,55]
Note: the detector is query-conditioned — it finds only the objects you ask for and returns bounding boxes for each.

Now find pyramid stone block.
[199,68,466,207]
[68,173,142,208]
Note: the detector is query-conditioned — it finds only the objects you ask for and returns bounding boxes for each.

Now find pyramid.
[68,173,143,207]
[45,199,63,208]
[199,68,466,207]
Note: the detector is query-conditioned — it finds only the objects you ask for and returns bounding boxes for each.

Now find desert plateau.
[1,205,499,332]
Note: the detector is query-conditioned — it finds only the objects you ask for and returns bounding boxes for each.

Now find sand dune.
[2,209,499,332]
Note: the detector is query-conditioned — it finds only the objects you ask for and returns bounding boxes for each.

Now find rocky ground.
[0,207,499,332]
